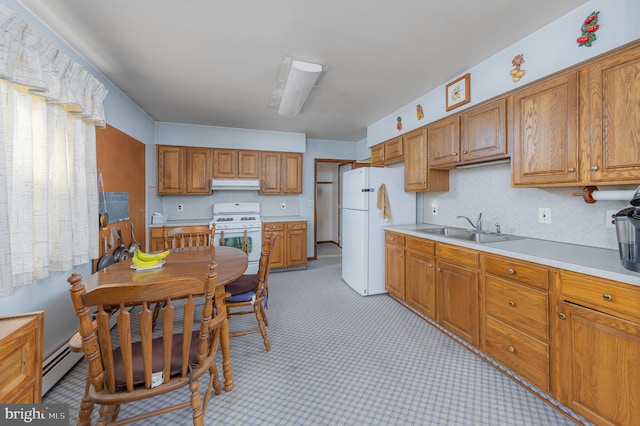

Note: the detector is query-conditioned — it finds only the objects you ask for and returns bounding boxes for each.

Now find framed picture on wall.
[445,73,470,111]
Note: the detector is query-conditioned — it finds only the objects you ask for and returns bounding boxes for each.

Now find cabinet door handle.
[437,267,441,272]
[428,264,433,268]
[558,313,566,320]
[508,346,515,353]
[603,293,613,302]
[508,300,515,307]
[591,165,599,171]
[507,268,514,275]
[463,150,468,154]
[399,254,403,258]
[567,167,575,173]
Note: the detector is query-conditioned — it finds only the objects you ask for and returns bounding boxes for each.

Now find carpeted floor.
[44,256,589,425]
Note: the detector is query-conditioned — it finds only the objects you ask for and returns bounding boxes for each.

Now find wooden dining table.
[81,245,248,392]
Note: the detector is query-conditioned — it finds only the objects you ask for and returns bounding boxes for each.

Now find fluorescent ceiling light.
[277,60,323,117]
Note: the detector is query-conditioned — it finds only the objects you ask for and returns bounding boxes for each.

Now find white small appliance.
[209,202,262,274]
[341,167,416,296]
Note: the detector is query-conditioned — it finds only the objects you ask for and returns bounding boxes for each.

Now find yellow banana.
[135,249,170,261]
[132,250,162,268]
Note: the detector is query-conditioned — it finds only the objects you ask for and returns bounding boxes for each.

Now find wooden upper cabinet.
[282,152,303,193]
[260,152,302,194]
[428,115,461,168]
[511,71,580,186]
[581,43,640,183]
[460,97,509,164]
[157,145,185,194]
[384,136,403,163]
[185,147,211,193]
[404,127,449,192]
[213,149,260,179]
[238,150,260,179]
[212,149,237,179]
[260,152,281,193]
[370,143,385,166]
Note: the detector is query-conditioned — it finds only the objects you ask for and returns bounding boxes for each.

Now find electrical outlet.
[431,202,438,215]
[280,202,286,209]
[606,209,617,229]
[308,200,313,207]
[177,204,183,212]
[538,208,551,224]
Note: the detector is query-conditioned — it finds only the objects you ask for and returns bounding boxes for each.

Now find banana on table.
[132,249,170,268]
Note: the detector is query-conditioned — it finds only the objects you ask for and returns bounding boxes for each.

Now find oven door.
[213,227,261,274]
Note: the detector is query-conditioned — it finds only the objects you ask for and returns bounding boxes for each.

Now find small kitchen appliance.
[614,185,640,272]
[209,202,262,274]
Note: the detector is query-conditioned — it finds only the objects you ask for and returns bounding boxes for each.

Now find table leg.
[214,285,234,391]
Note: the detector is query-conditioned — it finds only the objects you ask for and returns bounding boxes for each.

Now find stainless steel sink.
[413,227,523,243]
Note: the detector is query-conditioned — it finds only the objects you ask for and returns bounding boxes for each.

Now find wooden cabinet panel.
[428,115,461,168]
[484,254,549,291]
[212,149,237,179]
[511,72,580,186]
[370,143,385,166]
[485,317,549,392]
[260,152,302,194]
[581,43,640,183]
[0,312,44,403]
[436,258,479,346]
[186,147,211,193]
[260,152,281,194]
[157,145,185,194]
[403,127,449,192]
[485,275,549,341]
[282,153,302,194]
[238,150,260,179]
[555,301,640,426]
[263,221,306,269]
[405,239,436,320]
[384,136,403,162]
[437,243,479,269]
[559,269,640,323]
[385,243,405,300]
[460,97,508,163]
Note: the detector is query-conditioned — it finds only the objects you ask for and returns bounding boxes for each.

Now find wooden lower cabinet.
[384,231,405,299]
[405,236,436,320]
[483,254,550,392]
[555,270,640,426]
[0,311,44,403]
[436,243,480,346]
[263,221,307,269]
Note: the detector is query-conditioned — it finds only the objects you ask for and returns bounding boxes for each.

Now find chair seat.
[112,330,200,389]
[226,274,258,295]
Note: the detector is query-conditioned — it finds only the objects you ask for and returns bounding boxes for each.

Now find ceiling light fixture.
[274,59,324,117]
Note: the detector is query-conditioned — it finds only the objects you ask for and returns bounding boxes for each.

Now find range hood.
[211,179,261,191]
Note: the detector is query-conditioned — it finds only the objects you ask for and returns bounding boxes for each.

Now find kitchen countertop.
[261,216,307,223]
[386,224,640,287]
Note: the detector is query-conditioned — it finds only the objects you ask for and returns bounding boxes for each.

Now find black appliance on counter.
[615,186,640,272]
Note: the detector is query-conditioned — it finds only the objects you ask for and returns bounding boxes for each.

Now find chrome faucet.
[457,213,483,232]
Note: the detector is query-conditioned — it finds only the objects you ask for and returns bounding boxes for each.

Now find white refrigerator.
[341,167,416,296]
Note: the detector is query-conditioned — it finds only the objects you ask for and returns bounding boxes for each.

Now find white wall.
[366,0,640,251]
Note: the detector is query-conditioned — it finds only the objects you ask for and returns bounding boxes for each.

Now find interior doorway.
[314,159,355,259]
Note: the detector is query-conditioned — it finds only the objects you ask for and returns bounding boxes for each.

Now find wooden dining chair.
[67,261,223,426]
[163,225,215,252]
[224,233,276,351]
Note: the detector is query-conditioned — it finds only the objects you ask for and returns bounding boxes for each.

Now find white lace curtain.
[0,5,107,297]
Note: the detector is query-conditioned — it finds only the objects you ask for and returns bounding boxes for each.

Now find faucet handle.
[494,223,501,235]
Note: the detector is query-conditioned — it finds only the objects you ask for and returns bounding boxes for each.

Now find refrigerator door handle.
[362,188,374,192]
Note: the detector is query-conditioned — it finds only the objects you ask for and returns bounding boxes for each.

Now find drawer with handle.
[385,231,405,247]
[485,275,549,341]
[559,270,640,321]
[484,254,549,290]
[485,317,549,392]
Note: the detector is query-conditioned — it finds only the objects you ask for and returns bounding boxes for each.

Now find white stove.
[209,202,262,274]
